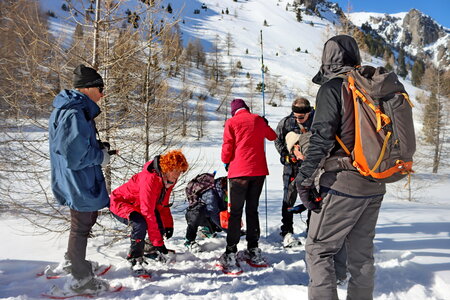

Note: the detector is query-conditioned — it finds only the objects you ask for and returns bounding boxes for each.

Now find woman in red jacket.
[110,150,188,275]
[218,98,277,274]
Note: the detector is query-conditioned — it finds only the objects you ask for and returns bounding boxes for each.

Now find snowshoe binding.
[237,248,269,268]
[128,257,151,279]
[216,252,243,275]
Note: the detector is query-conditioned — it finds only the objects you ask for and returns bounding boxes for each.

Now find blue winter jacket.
[49,89,109,212]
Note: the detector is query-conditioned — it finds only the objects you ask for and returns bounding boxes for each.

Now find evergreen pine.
[397,49,408,78]
[411,59,425,87]
[296,9,302,22]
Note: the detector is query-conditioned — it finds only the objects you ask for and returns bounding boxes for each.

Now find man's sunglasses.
[97,86,104,94]
[294,114,308,120]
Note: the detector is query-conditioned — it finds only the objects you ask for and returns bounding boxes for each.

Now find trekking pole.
[260,29,268,238]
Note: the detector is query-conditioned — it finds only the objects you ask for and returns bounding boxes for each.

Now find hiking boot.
[184,240,201,252]
[56,256,98,277]
[199,226,216,238]
[60,253,72,274]
[68,276,109,294]
[218,252,241,274]
[129,239,145,258]
[128,256,148,266]
[245,247,268,267]
[337,274,348,286]
[282,232,302,248]
[144,239,156,253]
[128,256,150,277]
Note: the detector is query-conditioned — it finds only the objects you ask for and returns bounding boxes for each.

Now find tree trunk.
[92,0,101,68]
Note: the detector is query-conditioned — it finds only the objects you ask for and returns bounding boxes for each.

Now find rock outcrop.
[401,9,444,47]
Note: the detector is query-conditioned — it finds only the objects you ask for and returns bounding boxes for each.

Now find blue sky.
[333,0,450,28]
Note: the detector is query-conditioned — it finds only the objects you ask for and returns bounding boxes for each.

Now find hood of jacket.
[53,89,101,120]
[312,35,361,85]
[145,156,162,175]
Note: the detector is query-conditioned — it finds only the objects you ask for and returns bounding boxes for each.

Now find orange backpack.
[336,66,416,183]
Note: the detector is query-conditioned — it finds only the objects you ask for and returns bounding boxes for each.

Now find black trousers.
[113,211,164,258]
[185,203,215,242]
[67,209,98,280]
[113,211,148,241]
[226,176,265,253]
[281,164,297,235]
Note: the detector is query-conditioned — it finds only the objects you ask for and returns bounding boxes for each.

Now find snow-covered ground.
[1,124,450,299]
[1,0,450,299]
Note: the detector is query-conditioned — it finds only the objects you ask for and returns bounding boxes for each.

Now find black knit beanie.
[73,64,104,88]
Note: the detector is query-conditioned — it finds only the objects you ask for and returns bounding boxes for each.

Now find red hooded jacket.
[222,109,277,178]
[109,160,173,247]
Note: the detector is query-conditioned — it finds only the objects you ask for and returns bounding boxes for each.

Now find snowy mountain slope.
[1,0,450,299]
[345,10,449,66]
[172,0,331,99]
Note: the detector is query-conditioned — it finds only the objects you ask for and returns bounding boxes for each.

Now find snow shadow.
[374,221,450,296]
[0,259,56,298]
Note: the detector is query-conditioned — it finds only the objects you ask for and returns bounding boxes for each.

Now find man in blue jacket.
[49,64,110,293]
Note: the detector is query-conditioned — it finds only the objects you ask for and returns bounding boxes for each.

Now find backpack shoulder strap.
[348,74,391,132]
[335,135,351,155]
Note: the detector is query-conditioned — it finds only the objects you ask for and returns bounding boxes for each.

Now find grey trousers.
[67,209,98,280]
[305,193,383,300]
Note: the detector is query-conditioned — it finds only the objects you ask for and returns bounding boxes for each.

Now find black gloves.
[280,155,298,165]
[101,141,111,150]
[297,184,322,211]
[98,139,118,155]
[164,228,173,239]
[155,244,169,255]
[224,163,229,172]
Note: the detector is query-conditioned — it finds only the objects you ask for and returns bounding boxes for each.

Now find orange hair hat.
[159,150,189,173]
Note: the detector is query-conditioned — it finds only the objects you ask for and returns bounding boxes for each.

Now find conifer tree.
[411,59,425,87]
[397,49,408,78]
[296,9,302,22]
